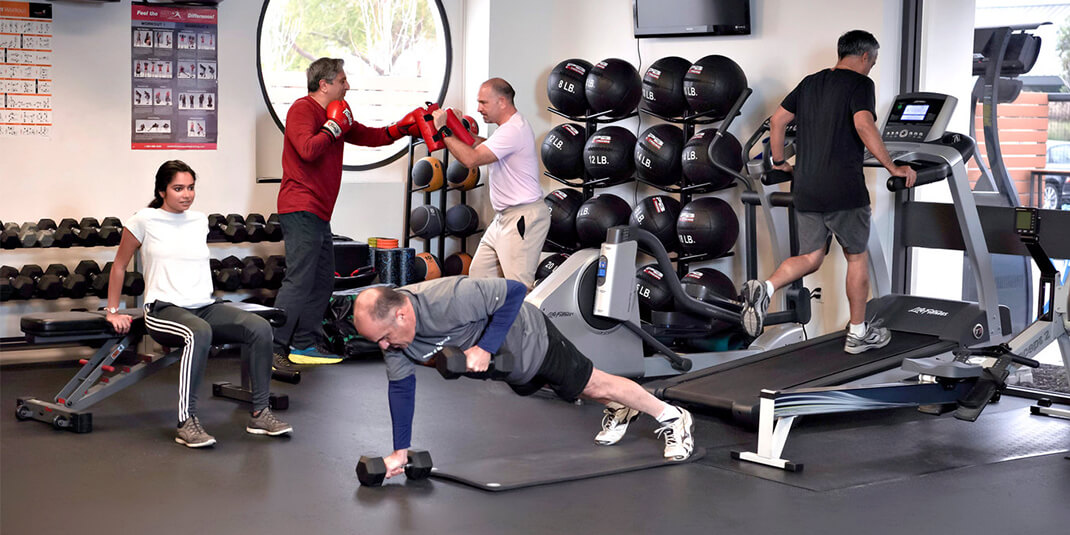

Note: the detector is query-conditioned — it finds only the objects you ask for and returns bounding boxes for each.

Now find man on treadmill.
[351,276,694,481]
[739,29,917,353]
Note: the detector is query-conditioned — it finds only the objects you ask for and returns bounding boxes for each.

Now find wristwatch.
[772,158,786,166]
[106,307,119,314]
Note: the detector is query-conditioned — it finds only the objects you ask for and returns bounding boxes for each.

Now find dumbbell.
[45,264,89,299]
[32,264,77,300]
[1,265,35,301]
[60,218,97,246]
[209,258,242,291]
[237,214,266,242]
[220,255,265,288]
[432,345,515,380]
[356,449,434,487]
[18,264,45,297]
[80,217,122,246]
[74,260,105,296]
[1,222,20,249]
[263,255,286,289]
[17,222,38,247]
[41,218,73,248]
[208,213,248,242]
[266,213,283,241]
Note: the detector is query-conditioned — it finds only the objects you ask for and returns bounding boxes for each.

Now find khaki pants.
[469,200,550,289]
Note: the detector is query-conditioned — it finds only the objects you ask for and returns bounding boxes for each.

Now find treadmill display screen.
[901,104,930,121]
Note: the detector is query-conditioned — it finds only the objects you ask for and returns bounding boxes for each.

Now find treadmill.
[646,92,1012,427]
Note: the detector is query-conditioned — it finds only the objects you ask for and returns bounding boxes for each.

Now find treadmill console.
[1014,207,1039,238]
[880,92,958,143]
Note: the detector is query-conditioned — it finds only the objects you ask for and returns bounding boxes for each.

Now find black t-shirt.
[781,68,876,212]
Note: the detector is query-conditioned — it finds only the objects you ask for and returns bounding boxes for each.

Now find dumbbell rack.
[541,105,640,253]
[632,87,755,275]
[401,136,486,265]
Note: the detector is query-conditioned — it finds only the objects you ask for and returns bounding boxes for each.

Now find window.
[256,0,452,170]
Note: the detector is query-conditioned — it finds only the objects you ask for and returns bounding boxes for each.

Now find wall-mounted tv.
[633,0,751,38]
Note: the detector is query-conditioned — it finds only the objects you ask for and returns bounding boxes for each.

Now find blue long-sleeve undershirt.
[388,374,416,450]
[476,279,526,354]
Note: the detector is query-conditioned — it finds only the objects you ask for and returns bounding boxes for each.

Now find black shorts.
[508,317,593,402]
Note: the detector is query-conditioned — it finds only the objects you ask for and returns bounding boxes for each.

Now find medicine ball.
[547,59,592,116]
[585,58,642,118]
[446,160,480,191]
[412,156,444,192]
[409,205,444,239]
[630,195,682,253]
[634,123,684,186]
[414,252,441,282]
[541,123,586,179]
[681,129,743,192]
[636,264,674,316]
[584,126,637,183]
[444,252,472,276]
[445,204,480,237]
[676,197,739,257]
[544,188,584,248]
[682,267,737,332]
[534,252,571,286]
[683,55,748,120]
[641,56,692,117]
[575,193,631,248]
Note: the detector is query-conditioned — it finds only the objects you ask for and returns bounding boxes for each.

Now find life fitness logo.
[908,306,948,317]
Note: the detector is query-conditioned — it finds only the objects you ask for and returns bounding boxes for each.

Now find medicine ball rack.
[401,136,485,262]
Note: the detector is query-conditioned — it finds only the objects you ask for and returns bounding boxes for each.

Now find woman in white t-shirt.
[104,160,292,448]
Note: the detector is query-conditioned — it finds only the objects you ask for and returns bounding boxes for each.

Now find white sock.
[849,322,866,337]
[656,405,682,423]
[765,280,774,296]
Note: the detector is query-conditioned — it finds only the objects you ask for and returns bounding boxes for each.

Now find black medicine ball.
[683,55,748,120]
[634,123,684,186]
[681,129,743,192]
[629,195,682,253]
[544,188,584,248]
[641,56,692,117]
[584,126,637,183]
[585,58,642,118]
[636,264,674,315]
[676,196,739,257]
[409,205,445,239]
[575,194,631,248]
[445,204,480,237]
[682,267,738,333]
[541,123,586,179]
[534,252,571,286]
[547,59,592,117]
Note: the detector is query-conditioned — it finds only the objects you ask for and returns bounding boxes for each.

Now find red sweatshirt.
[278,95,395,220]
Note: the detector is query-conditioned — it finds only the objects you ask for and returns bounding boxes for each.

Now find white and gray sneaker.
[844,320,891,354]
[176,416,216,448]
[595,403,641,445]
[655,407,694,461]
[246,407,293,436]
[740,280,770,337]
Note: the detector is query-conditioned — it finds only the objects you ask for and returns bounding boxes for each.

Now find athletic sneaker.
[844,319,891,354]
[288,345,343,365]
[175,416,216,448]
[246,407,293,436]
[655,407,695,461]
[595,403,641,445]
[739,280,770,337]
[272,351,299,374]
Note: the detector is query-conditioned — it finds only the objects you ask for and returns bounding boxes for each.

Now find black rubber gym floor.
[2,354,1069,535]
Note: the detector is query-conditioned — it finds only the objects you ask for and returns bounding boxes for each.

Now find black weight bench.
[15,302,290,433]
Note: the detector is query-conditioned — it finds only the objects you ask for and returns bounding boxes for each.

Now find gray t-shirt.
[383,277,549,384]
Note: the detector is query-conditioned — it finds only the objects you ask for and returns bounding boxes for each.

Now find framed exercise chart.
[0,1,53,139]
[131,2,218,150]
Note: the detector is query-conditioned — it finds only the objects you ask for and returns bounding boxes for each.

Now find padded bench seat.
[21,302,286,340]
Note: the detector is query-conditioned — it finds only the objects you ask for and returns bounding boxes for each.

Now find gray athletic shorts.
[796,205,871,255]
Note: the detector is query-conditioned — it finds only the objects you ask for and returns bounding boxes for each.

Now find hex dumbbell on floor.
[356,449,433,486]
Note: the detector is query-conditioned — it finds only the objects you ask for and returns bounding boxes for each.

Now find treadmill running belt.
[656,330,955,427]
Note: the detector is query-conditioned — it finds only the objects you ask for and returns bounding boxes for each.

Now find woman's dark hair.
[149,160,196,208]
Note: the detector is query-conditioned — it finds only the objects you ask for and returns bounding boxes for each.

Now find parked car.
[1042,141,1070,210]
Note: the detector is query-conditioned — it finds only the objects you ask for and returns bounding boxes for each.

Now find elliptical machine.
[526,117,812,378]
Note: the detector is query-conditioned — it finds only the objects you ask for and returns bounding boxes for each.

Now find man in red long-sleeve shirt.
[273,57,412,369]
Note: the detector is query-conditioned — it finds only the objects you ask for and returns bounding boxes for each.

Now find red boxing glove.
[462,115,479,136]
[322,99,354,140]
[415,103,445,151]
[443,108,476,146]
[386,108,421,141]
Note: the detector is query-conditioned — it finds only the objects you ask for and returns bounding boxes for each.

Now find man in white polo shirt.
[432,78,549,289]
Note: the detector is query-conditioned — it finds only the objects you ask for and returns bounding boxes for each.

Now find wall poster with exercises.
[131,2,217,150]
[0,1,53,139]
